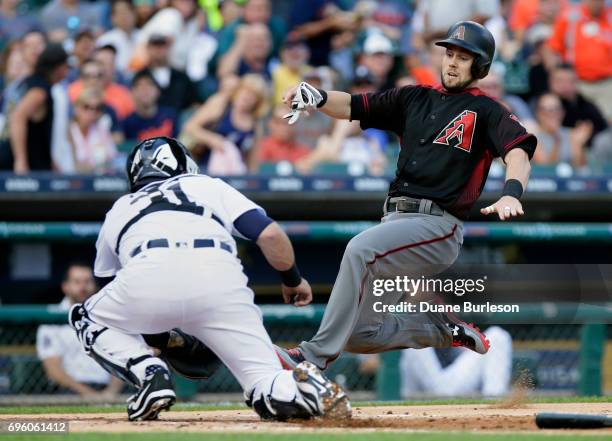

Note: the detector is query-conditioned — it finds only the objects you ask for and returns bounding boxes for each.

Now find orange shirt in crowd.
[258,137,311,163]
[547,4,612,82]
[509,0,540,32]
[410,66,438,86]
[68,81,135,119]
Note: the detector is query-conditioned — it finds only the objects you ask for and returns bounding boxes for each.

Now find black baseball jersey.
[350,84,537,219]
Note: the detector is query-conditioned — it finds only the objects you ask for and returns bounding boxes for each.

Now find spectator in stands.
[219,0,244,29]
[397,327,513,397]
[6,43,68,173]
[69,46,135,120]
[40,0,103,42]
[66,29,96,83]
[217,23,274,80]
[0,42,28,164]
[65,59,123,149]
[533,93,592,168]
[295,70,387,175]
[96,0,139,74]
[545,0,612,120]
[183,20,218,87]
[67,87,118,174]
[0,41,27,113]
[412,0,499,50]
[404,37,445,87]
[357,0,413,54]
[93,44,129,87]
[291,68,334,149]
[590,124,612,165]
[272,39,311,105]
[181,74,269,173]
[36,262,123,397]
[478,67,537,133]
[288,0,358,66]
[214,0,285,63]
[133,0,157,28]
[20,30,47,75]
[356,33,397,92]
[257,105,311,165]
[135,0,209,73]
[0,0,41,45]
[508,0,562,47]
[526,25,553,101]
[548,64,608,146]
[123,70,178,142]
[140,34,200,112]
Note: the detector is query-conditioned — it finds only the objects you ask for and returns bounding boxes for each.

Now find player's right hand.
[282,278,313,307]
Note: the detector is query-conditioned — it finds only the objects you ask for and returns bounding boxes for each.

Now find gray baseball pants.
[299,208,464,369]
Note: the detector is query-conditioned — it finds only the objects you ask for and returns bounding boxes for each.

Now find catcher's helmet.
[126,137,199,192]
[435,21,495,80]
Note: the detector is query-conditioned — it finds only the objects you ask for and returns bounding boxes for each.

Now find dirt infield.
[1,402,610,434]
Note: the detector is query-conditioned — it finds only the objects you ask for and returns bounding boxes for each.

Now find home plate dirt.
[2,403,610,434]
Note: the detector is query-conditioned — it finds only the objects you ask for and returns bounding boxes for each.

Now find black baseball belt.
[131,238,233,258]
[384,196,444,216]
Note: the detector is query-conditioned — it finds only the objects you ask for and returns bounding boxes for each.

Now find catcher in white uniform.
[69,136,351,421]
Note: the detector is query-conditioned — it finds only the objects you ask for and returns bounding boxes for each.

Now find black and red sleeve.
[486,102,537,160]
[350,86,416,136]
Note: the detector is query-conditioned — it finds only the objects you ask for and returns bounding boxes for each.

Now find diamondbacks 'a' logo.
[451,25,465,40]
[433,110,477,152]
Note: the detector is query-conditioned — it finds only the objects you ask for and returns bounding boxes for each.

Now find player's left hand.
[282,278,313,307]
[480,196,524,221]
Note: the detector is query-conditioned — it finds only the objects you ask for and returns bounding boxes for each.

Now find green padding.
[579,324,606,396]
[0,305,325,325]
[2,222,612,242]
[117,140,138,154]
[377,351,402,401]
[0,303,609,324]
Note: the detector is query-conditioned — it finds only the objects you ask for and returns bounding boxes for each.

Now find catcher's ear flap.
[165,138,188,171]
[126,139,147,189]
[162,136,200,174]
[185,155,200,175]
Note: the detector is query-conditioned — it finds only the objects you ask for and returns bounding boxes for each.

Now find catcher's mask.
[126,137,199,192]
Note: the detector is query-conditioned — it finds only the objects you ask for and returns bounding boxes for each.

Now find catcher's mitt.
[143,329,220,379]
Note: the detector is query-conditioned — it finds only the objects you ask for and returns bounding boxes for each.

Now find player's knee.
[345,327,381,353]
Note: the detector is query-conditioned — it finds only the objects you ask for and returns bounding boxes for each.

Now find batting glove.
[283,82,324,125]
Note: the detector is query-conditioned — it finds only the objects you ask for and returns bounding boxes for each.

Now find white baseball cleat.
[293,361,352,419]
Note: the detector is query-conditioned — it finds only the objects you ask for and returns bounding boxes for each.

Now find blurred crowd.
[0,0,610,177]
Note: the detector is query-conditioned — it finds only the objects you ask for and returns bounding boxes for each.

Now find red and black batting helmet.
[435,21,495,80]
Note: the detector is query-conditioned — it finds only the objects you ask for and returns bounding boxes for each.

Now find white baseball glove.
[283,82,324,125]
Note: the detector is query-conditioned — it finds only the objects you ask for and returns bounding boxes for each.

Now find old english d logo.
[433,110,477,152]
[451,25,465,40]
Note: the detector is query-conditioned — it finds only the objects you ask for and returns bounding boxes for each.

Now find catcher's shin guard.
[69,303,170,387]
